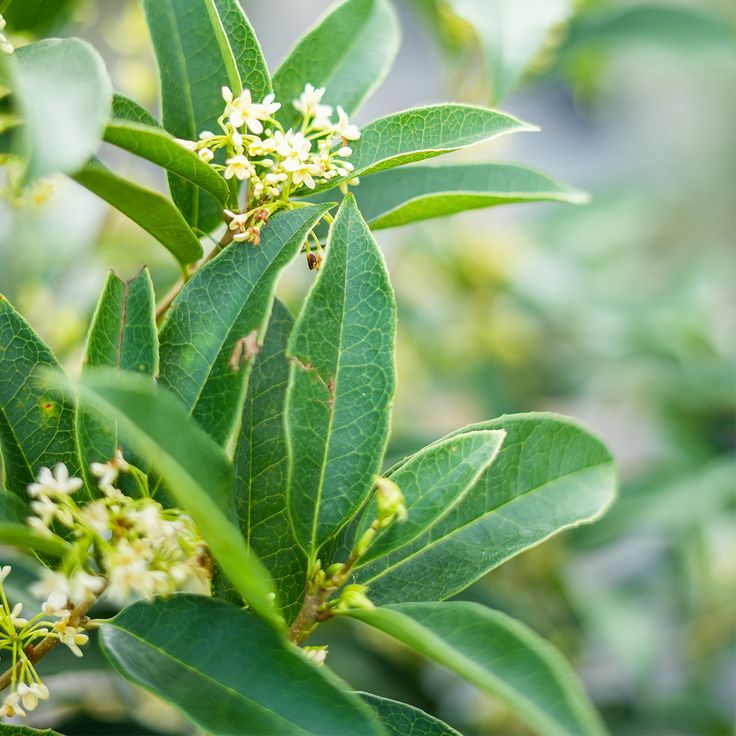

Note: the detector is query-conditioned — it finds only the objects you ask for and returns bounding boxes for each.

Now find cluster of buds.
[0,16,13,56]
[176,83,360,263]
[0,565,85,719]
[26,455,211,605]
[353,477,408,558]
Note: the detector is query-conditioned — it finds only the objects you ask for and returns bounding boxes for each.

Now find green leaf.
[355,430,506,566]
[360,693,462,736]
[273,0,399,128]
[234,300,307,623]
[111,93,159,127]
[77,268,158,477]
[0,490,70,557]
[347,603,605,736]
[564,5,736,56]
[312,104,536,193]
[100,595,385,736]
[142,0,271,233]
[0,724,64,736]
[158,204,332,445]
[104,120,230,205]
[345,164,588,229]
[71,159,204,266]
[0,294,82,497]
[11,38,112,182]
[353,413,616,603]
[58,370,281,627]
[449,0,573,103]
[286,195,396,556]
[1,0,79,35]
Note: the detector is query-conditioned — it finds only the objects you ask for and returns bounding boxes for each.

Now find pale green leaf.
[234,300,307,623]
[273,0,399,128]
[12,38,112,181]
[100,595,386,736]
[142,0,271,233]
[158,204,332,445]
[355,430,506,566]
[71,159,204,266]
[354,413,616,602]
[0,725,64,736]
[0,294,82,497]
[347,163,588,229]
[564,5,736,56]
[450,0,573,103]
[77,268,158,479]
[347,603,606,736]
[286,195,396,556]
[360,693,462,736]
[57,370,281,627]
[312,104,536,193]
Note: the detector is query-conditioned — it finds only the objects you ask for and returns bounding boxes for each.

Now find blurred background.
[0,0,734,734]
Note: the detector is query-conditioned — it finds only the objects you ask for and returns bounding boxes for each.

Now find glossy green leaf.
[347,164,588,229]
[564,5,736,56]
[142,0,271,233]
[104,120,229,205]
[355,430,506,566]
[111,93,159,127]
[449,0,573,103]
[158,204,331,445]
[286,195,396,556]
[0,295,82,497]
[234,300,307,623]
[100,595,385,736]
[360,693,462,736]
[273,0,399,128]
[312,104,536,193]
[59,370,281,627]
[71,160,203,266]
[77,268,158,478]
[354,413,616,602]
[12,38,112,182]
[347,602,605,736]
[0,490,69,557]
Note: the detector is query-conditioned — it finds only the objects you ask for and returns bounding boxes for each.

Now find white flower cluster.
[0,15,13,56]
[26,456,211,605]
[177,83,360,251]
[0,566,81,719]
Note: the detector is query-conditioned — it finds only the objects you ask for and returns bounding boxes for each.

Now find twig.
[0,592,101,693]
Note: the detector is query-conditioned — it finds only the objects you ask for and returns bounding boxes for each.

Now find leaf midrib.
[105,625,308,734]
[362,457,614,582]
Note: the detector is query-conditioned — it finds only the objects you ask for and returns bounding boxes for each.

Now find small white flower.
[8,602,28,629]
[224,209,249,232]
[28,463,83,498]
[198,147,215,163]
[30,494,58,525]
[90,448,129,491]
[334,106,360,141]
[42,591,69,616]
[80,499,109,535]
[16,682,49,712]
[224,154,254,181]
[293,83,332,125]
[67,570,105,603]
[129,503,166,539]
[53,616,89,657]
[1,690,25,718]
[226,89,278,134]
[0,565,11,582]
